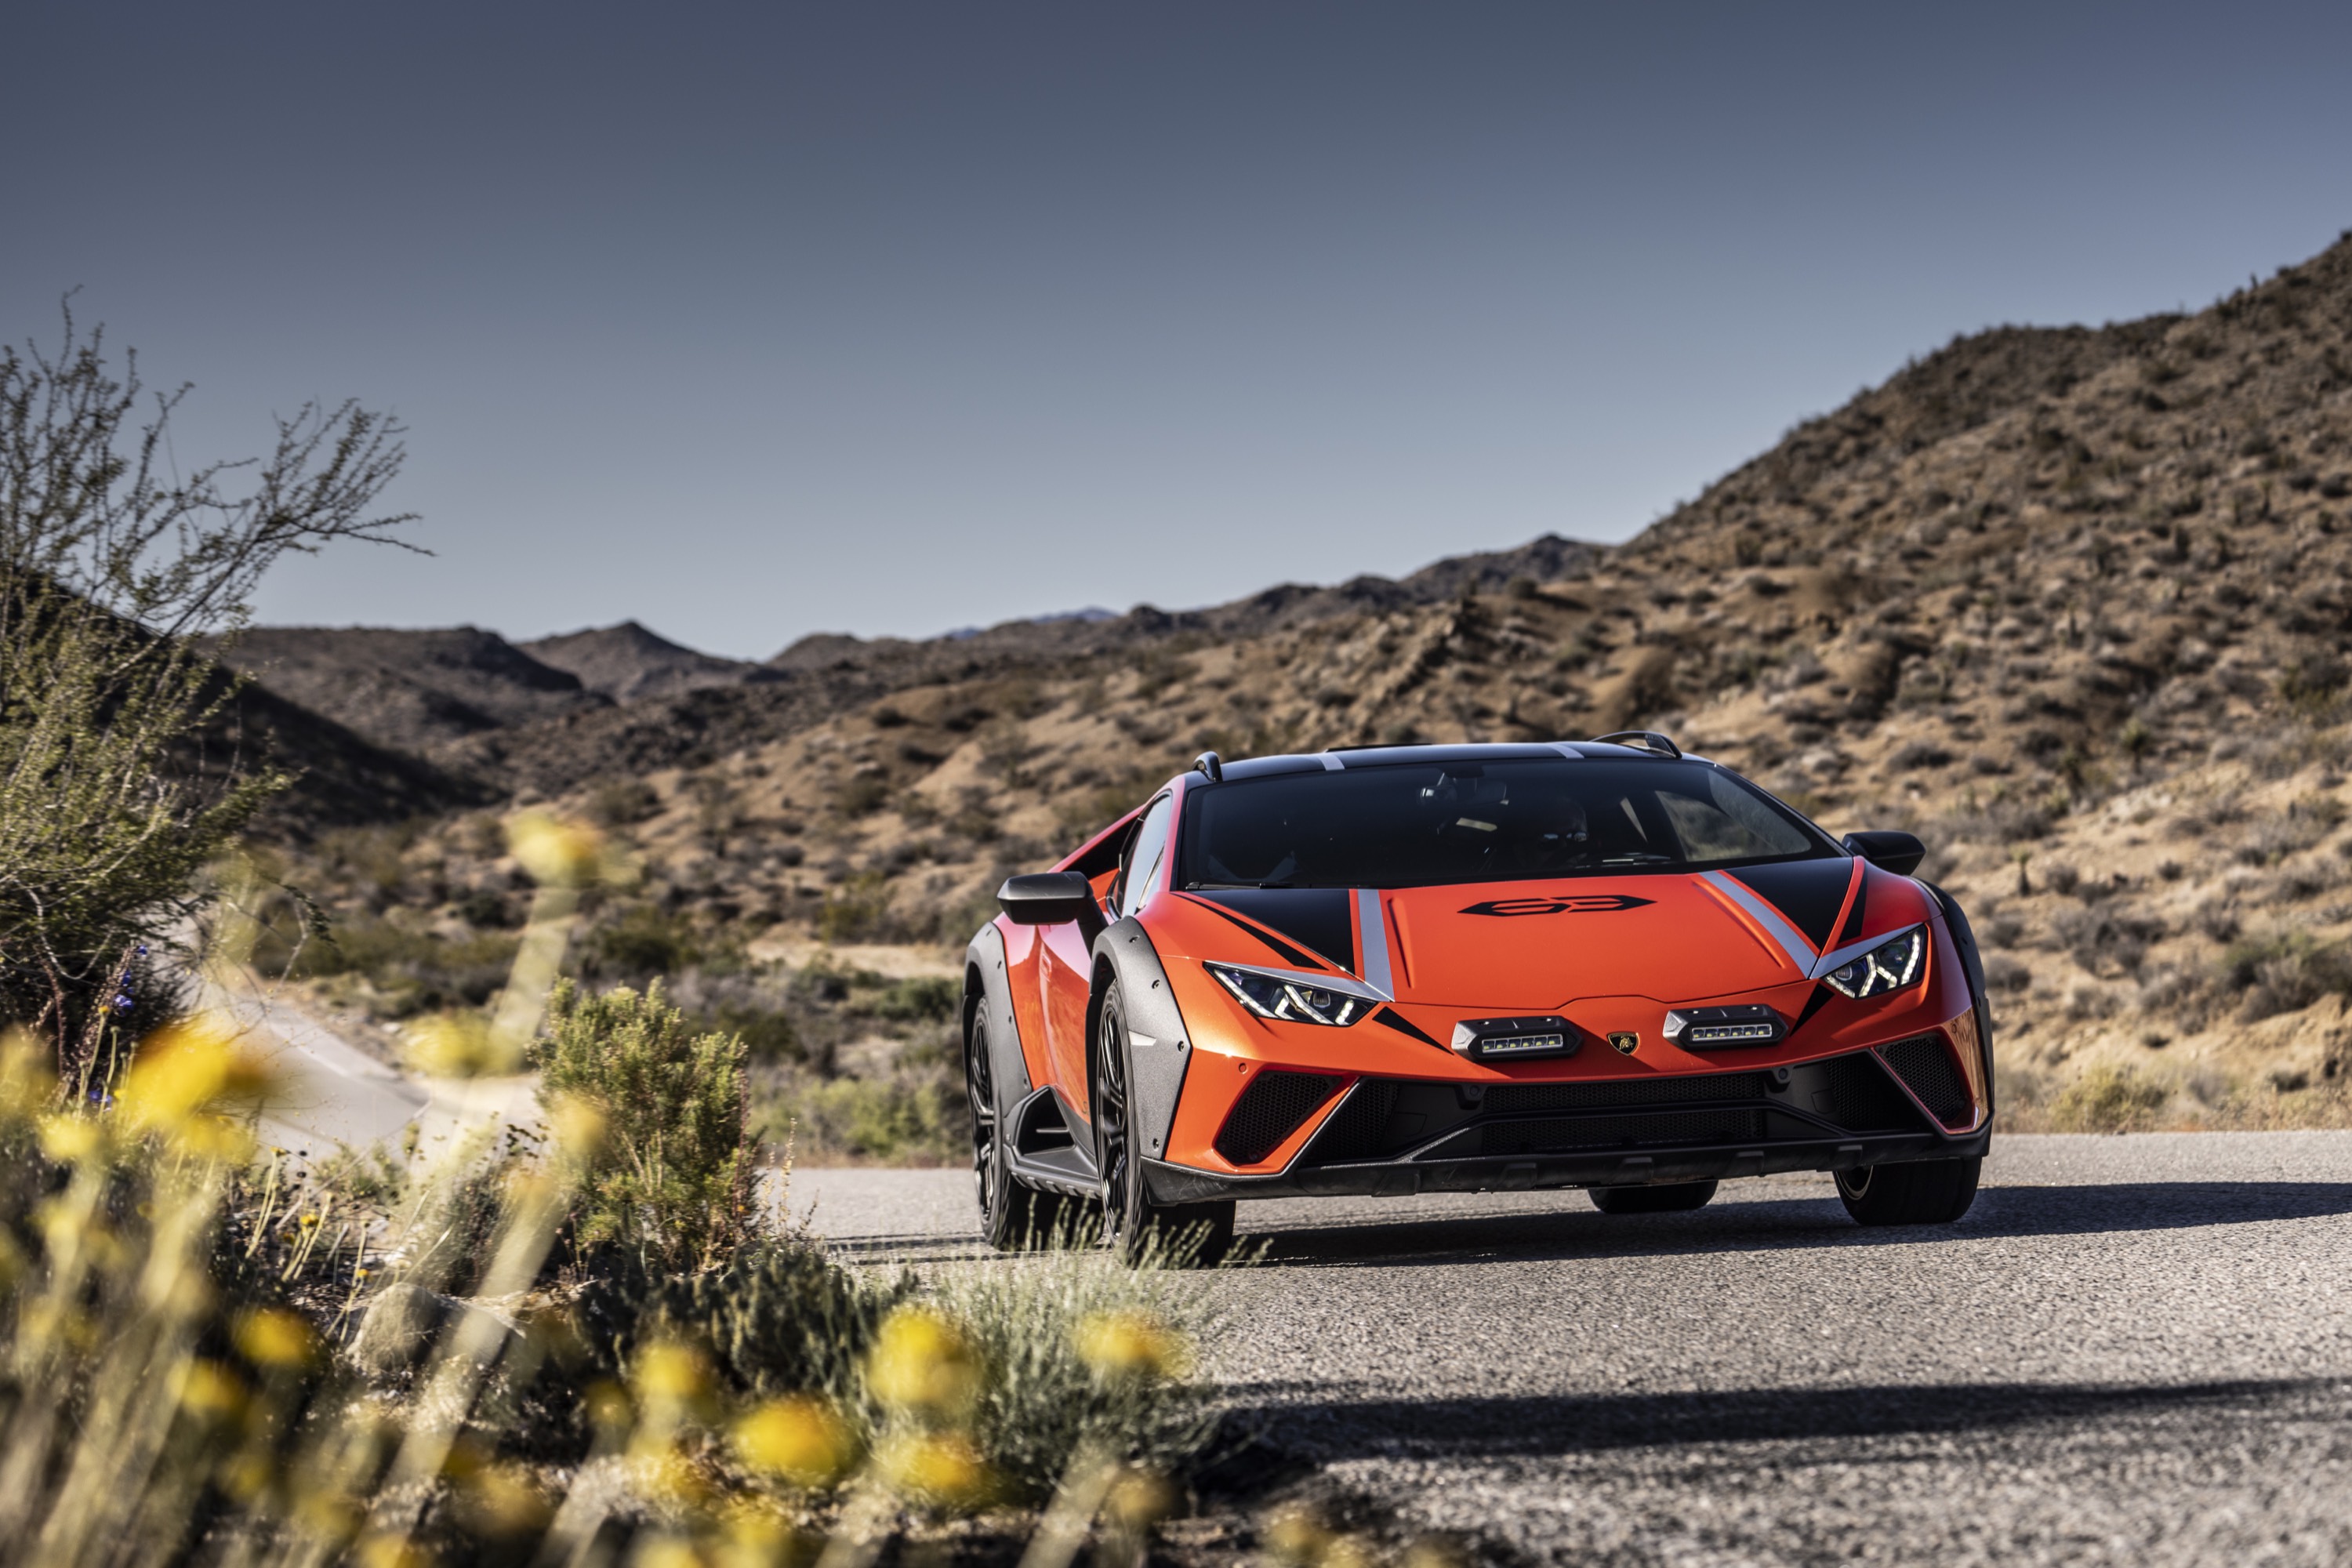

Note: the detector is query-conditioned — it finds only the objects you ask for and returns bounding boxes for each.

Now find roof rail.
[1586,731,1683,760]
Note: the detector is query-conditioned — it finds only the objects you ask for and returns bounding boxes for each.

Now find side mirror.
[997,871,1103,929]
[1843,830,1926,877]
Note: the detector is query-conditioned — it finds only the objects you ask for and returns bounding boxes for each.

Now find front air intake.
[1214,1070,1341,1167]
[1876,1033,1973,1128]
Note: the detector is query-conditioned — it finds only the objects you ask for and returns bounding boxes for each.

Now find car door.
[1042,790,1174,1129]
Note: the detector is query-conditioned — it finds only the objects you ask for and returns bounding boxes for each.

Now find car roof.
[1210,739,1706,782]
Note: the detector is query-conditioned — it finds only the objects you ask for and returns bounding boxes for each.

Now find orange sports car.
[960,734,1993,1263]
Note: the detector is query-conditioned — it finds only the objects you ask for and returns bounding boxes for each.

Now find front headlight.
[1822,926,1926,1000]
[1207,964,1367,1026]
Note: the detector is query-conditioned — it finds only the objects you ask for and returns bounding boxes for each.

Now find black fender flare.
[963,922,1032,1114]
[1087,917,1196,1174]
[1924,880,1994,1118]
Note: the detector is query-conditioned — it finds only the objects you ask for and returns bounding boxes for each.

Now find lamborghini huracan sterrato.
[959,734,1993,1263]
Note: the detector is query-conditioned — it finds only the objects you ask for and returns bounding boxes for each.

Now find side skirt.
[1005,1086,1102,1200]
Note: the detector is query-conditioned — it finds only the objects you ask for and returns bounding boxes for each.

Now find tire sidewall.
[1096,983,1149,1253]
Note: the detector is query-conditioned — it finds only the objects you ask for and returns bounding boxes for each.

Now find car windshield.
[1178,758,1837,890]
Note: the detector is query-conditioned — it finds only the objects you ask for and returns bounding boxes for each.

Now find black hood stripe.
[1175,894,1328,971]
[1370,1007,1446,1051]
[1837,866,1870,945]
[1186,887,1356,972]
[1727,858,1855,952]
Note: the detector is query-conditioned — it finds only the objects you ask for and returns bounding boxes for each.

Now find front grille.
[1483,1072,1769,1114]
[1477,1108,1766,1156]
[1214,1070,1341,1166]
[1306,1079,1401,1163]
[1815,1051,1928,1133]
[1878,1033,1973,1128]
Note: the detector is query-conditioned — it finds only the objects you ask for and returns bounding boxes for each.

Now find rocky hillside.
[243,230,2352,1139]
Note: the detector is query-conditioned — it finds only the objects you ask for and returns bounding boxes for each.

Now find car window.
[1657,770,1817,862]
[1116,793,1175,918]
[1178,759,1834,890]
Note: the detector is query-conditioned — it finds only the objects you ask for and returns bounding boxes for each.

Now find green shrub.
[858,975,960,1023]
[817,871,895,943]
[768,1073,962,1164]
[2049,1065,2169,1132]
[535,979,752,1268]
[290,915,521,1017]
[0,314,408,1052]
[583,902,702,978]
[918,1250,1221,1501]
[572,1236,903,1404]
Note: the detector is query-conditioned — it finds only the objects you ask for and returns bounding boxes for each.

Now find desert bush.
[2052,906,2161,977]
[917,1250,1221,1501]
[535,978,752,1268]
[818,870,897,944]
[1941,794,2053,845]
[2191,899,2243,942]
[290,915,521,1018]
[0,311,408,1058]
[1889,739,1954,771]
[586,777,662,827]
[572,1236,901,1406]
[2235,813,2326,866]
[857,975,959,1024]
[2218,933,2352,1022]
[583,902,704,978]
[1982,954,2032,993]
[2049,1065,2169,1131]
[836,772,892,818]
[768,1072,963,1165]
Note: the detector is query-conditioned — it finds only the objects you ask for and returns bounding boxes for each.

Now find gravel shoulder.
[790,1134,2352,1566]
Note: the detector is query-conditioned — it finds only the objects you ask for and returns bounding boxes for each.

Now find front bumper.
[1145,1044,1991,1204]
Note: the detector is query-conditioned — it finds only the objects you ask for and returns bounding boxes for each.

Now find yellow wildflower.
[36,1113,105,1163]
[732,1396,856,1489]
[1074,1309,1192,1381]
[877,1432,994,1512]
[867,1305,981,1416]
[235,1306,318,1369]
[506,811,611,887]
[401,1011,522,1079]
[119,1018,275,1138]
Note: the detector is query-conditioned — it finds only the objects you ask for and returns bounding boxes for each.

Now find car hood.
[1377,870,1835,1009]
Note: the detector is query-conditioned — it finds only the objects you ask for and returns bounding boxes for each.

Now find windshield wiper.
[1186,880,1299,890]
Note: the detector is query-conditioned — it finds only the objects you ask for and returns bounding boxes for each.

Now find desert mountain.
[521,621,770,703]
[249,230,2352,1130]
[215,626,608,753]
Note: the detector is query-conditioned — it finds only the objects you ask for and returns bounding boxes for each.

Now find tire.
[1096,982,1235,1267]
[1588,1180,1718,1214]
[1836,1156,1981,1225]
[967,1011,1082,1250]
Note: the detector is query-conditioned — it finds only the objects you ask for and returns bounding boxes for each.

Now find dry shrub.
[2049,1065,2169,1131]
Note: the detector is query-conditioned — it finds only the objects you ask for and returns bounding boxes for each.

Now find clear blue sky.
[7,2,2349,659]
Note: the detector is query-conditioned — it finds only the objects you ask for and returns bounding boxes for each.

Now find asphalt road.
[789,1134,2352,1567]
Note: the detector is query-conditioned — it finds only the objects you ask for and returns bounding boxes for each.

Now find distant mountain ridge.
[522,621,773,703]
[224,531,1610,790]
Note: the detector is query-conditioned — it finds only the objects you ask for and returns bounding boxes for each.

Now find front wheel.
[1589,1180,1718,1214]
[967,1012,1082,1250]
[1836,1155,1981,1226]
[1097,982,1235,1267]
